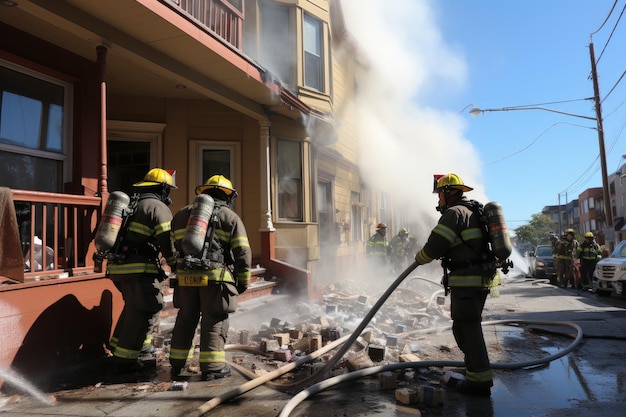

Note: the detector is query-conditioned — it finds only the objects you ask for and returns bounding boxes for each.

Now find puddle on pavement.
[490,337,626,416]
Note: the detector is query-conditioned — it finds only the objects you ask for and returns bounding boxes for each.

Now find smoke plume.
[341,0,488,241]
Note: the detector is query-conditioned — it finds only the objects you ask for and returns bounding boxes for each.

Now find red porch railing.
[11,190,101,282]
[164,0,244,49]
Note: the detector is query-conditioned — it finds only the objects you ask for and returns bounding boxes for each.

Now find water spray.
[0,367,55,406]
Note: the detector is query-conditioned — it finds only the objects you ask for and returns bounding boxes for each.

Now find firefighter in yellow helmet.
[413,173,493,397]
[575,231,601,291]
[169,174,251,381]
[555,228,579,288]
[107,168,177,375]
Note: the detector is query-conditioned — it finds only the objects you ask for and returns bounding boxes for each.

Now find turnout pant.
[579,260,597,289]
[450,287,493,386]
[169,281,238,372]
[110,274,163,362]
[557,258,574,287]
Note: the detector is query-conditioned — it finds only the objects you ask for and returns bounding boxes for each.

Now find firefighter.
[576,232,601,291]
[389,228,410,273]
[366,222,389,275]
[413,173,493,397]
[169,175,251,381]
[107,168,177,373]
[555,229,579,288]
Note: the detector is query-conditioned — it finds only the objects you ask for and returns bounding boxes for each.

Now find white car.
[595,240,626,296]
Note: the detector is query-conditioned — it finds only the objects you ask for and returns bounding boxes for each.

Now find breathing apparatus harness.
[177,202,227,272]
[107,192,169,281]
[440,199,513,294]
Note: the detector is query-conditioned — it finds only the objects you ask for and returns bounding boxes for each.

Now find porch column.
[96,45,108,198]
[259,120,275,262]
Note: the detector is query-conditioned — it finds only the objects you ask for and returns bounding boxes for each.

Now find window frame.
[276,137,304,222]
[0,59,73,188]
[106,120,165,195]
[303,12,324,92]
[189,140,240,208]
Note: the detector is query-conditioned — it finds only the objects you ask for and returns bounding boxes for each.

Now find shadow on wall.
[4,290,113,393]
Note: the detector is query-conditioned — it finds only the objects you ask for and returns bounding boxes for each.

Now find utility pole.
[558,193,562,235]
[589,42,613,244]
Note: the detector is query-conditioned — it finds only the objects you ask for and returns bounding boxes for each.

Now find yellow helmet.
[584,232,594,238]
[195,175,237,196]
[565,228,575,235]
[133,168,177,188]
[434,173,473,193]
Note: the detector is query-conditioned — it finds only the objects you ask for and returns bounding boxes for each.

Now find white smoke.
[341,0,488,241]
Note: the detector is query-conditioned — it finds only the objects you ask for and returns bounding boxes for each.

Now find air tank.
[94,191,130,253]
[484,201,512,262]
[181,193,215,256]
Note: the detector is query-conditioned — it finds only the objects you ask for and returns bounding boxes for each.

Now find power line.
[483,122,595,167]
[590,0,619,36]
[601,70,626,103]
[594,2,626,65]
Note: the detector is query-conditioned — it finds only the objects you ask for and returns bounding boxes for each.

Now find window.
[303,14,323,91]
[351,191,362,241]
[317,179,333,244]
[0,63,70,192]
[107,141,151,196]
[192,141,239,208]
[277,139,302,221]
[200,148,232,184]
[107,121,164,195]
[260,3,294,86]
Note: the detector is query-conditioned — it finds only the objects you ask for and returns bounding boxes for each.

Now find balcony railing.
[11,190,101,282]
[164,0,244,50]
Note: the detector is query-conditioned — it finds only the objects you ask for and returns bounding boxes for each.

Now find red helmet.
[376,223,387,230]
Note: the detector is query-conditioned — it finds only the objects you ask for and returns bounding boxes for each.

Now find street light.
[468,102,613,238]
[469,105,596,121]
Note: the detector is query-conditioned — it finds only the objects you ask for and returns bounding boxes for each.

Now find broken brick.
[379,371,397,389]
[368,344,385,362]
[346,349,375,371]
[395,388,418,404]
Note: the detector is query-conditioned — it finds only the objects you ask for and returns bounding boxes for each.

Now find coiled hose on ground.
[278,318,583,417]
[189,263,584,417]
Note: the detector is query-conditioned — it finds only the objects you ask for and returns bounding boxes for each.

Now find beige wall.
[108,94,264,260]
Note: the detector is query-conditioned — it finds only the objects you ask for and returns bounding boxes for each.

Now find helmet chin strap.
[161,185,172,206]
[436,189,449,213]
[436,189,461,213]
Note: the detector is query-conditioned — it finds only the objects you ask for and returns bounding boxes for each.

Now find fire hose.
[189,261,421,416]
[189,262,584,417]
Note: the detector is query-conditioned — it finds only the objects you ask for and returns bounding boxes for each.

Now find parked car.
[528,245,557,284]
[594,240,626,296]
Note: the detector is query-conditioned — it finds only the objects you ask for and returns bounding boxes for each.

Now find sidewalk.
[1,279,626,417]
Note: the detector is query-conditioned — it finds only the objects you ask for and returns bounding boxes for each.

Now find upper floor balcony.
[164,0,244,49]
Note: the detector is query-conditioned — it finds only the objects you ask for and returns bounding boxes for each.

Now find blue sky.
[342,1,626,237]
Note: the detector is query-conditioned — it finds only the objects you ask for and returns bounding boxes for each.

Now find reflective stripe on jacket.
[107,194,174,276]
[367,232,388,256]
[171,200,251,285]
[415,198,490,288]
[577,241,601,261]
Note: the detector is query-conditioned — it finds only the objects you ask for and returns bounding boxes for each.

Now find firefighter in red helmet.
[414,173,493,397]
[366,222,389,276]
